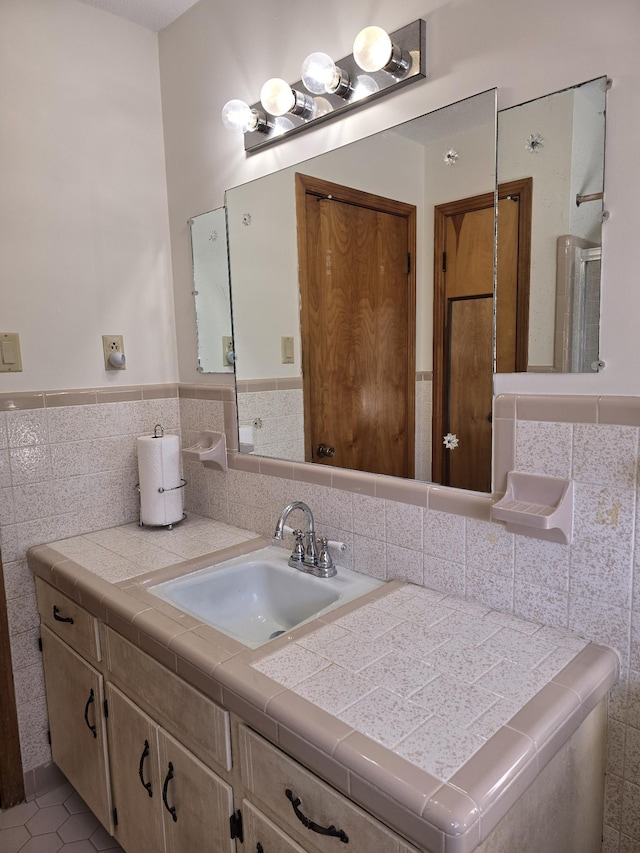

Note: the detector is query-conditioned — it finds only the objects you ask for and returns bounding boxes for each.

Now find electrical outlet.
[222,336,235,367]
[102,335,126,370]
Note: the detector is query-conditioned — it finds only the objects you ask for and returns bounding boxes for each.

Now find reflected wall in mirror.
[189,207,233,373]
[496,76,607,373]
[226,90,497,490]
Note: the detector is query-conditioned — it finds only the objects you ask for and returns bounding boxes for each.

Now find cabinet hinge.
[442,251,447,273]
[103,699,109,718]
[230,809,243,843]
[46,729,51,745]
[113,807,118,826]
[38,636,42,653]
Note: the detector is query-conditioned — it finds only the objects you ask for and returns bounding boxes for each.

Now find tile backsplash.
[0,387,181,774]
[1,383,640,849]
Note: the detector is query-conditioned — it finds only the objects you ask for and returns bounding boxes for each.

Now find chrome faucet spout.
[274,501,334,576]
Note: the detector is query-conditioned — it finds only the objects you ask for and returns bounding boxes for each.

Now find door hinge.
[38,635,42,653]
[442,251,447,273]
[113,807,118,826]
[103,699,109,718]
[230,809,243,842]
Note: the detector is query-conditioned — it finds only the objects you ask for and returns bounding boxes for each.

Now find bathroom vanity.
[28,516,617,853]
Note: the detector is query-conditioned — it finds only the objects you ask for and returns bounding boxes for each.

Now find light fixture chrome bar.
[243,19,426,153]
[575,191,604,207]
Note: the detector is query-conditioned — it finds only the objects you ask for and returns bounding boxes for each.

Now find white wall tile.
[515,420,573,477]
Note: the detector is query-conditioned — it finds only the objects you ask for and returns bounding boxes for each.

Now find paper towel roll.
[137,434,184,527]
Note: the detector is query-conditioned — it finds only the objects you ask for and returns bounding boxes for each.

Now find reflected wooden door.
[434,200,495,491]
[496,179,532,373]
[296,174,416,478]
[433,180,531,491]
[447,296,493,490]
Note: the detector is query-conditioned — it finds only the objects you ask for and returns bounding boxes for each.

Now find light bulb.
[313,97,333,117]
[272,116,295,136]
[351,75,379,101]
[353,26,393,72]
[301,52,338,94]
[260,78,295,116]
[221,99,253,133]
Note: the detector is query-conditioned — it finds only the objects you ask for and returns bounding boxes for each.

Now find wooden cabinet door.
[106,684,164,853]
[158,728,234,853]
[40,626,112,833]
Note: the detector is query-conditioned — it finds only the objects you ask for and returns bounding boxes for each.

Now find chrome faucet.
[273,501,336,578]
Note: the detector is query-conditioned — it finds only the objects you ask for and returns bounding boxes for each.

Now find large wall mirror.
[197,78,606,494]
[227,89,498,492]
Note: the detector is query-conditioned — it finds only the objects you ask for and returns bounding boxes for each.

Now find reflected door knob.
[316,443,335,458]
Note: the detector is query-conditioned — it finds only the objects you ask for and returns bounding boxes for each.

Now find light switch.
[0,333,23,372]
[281,336,294,364]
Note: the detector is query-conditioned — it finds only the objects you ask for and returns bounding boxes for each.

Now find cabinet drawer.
[36,577,100,662]
[104,626,231,775]
[242,800,306,853]
[239,726,417,853]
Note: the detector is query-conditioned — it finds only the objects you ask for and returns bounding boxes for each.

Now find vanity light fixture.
[221,18,426,153]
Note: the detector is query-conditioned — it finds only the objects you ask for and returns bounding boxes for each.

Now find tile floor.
[0,781,123,853]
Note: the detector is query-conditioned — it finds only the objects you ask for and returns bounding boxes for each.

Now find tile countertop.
[27,514,619,853]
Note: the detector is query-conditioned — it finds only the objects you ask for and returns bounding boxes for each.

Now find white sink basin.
[148,545,383,648]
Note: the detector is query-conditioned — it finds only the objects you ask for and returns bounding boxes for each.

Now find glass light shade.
[351,75,379,101]
[272,116,295,136]
[260,78,295,116]
[353,26,393,72]
[313,97,333,117]
[301,52,338,94]
[221,99,254,133]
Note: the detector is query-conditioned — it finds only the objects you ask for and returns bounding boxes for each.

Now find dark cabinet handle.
[162,762,177,822]
[285,789,348,843]
[53,605,74,624]
[83,689,97,738]
[138,740,152,797]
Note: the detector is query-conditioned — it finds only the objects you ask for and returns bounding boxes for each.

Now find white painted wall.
[0,0,177,392]
[160,0,639,399]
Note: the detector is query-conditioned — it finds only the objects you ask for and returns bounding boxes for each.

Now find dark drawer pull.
[53,605,74,624]
[162,762,178,822]
[83,689,97,738]
[285,788,348,843]
[138,740,153,797]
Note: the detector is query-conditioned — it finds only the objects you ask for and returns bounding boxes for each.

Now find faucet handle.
[317,537,334,571]
[291,529,306,563]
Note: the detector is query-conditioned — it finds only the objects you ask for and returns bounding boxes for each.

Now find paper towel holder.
[182,431,227,471]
